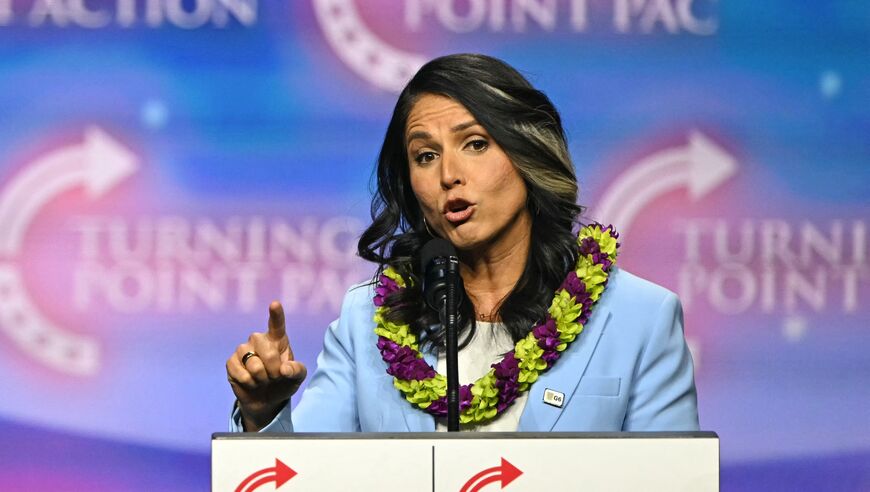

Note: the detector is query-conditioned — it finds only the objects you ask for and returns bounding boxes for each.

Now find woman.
[227,54,699,433]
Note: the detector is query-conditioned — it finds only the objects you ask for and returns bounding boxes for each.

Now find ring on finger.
[241,351,259,366]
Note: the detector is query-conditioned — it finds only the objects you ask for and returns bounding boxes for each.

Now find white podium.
[212,432,719,491]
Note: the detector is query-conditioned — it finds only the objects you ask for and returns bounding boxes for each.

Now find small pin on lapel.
[543,388,565,408]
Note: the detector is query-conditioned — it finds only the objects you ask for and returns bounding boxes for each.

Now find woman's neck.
[458,225,531,320]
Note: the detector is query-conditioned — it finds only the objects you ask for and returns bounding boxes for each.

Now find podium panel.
[212,432,718,491]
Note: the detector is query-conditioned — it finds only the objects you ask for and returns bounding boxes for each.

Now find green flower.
[558,324,583,343]
[549,291,583,336]
[579,225,619,260]
[576,262,607,302]
[373,309,419,349]
[515,336,546,371]
[383,266,407,287]
[460,395,498,423]
[395,375,446,407]
[470,372,498,399]
[599,233,618,257]
[462,374,499,423]
[514,335,546,392]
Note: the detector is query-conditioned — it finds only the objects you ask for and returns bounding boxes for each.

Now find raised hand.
[226,301,307,431]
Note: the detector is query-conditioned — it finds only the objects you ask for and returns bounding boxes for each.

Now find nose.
[440,150,464,190]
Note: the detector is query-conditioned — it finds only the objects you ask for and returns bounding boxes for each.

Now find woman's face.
[406,94,532,254]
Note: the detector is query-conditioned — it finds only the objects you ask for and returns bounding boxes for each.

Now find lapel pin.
[543,388,565,408]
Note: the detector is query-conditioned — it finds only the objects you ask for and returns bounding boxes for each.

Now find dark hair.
[358,53,583,351]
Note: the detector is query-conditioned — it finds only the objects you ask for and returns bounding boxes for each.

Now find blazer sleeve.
[229,287,365,433]
[622,292,700,431]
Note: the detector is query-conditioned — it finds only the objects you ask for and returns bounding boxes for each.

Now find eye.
[465,138,488,152]
[414,151,438,165]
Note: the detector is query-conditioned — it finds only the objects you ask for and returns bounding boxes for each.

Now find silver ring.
[241,351,259,366]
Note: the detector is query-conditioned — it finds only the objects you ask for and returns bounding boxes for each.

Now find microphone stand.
[443,256,460,432]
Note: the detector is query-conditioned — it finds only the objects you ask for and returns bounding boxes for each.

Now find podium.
[212,432,718,491]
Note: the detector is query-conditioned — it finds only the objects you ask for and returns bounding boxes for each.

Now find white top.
[435,321,529,432]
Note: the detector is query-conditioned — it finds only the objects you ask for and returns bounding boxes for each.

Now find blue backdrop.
[1,1,868,490]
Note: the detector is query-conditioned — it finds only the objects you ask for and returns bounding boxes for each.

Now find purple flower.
[580,241,612,270]
[539,337,561,350]
[533,319,559,347]
[531,320,563,368]
[373,273,400,306]
[391,358,437,380]
[492,352,521,412]
[541,350,561,365]
[427,385,473,416]
[492,351,519,379]
[559,271,584,296]
[376,337,401,357]
[377,337,436,380]
[579,233,616,271]
[574,290,593,325]
[578,236,601,257]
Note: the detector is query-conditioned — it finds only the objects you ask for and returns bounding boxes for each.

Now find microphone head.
[419,238,460,312]
[419,238,456,273]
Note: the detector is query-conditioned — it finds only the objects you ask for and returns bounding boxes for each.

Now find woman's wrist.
[238,399,288,432]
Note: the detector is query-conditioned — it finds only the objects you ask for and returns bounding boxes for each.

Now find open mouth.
[443,199,474,224]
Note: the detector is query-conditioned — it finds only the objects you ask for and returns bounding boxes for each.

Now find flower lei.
[373,224,619,425]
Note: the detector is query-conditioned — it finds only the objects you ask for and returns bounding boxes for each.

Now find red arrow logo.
[460,458,523,492]
[235,458,297,492]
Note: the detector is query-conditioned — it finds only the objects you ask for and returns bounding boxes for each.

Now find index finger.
[267,300,286,341]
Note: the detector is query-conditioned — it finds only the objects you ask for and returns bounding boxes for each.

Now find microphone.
[420,239,463,313]
[420,238,463,431]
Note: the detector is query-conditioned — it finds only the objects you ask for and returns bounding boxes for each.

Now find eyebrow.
[406,130,431,144]
[406,120,481,145]
[450,120,479,133]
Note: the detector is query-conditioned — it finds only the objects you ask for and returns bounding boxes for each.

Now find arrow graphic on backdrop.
[235,459,297,492]
[312,0,426,91]
[0,126,138,375]
[593,130,737,239]
[460,458,523,492]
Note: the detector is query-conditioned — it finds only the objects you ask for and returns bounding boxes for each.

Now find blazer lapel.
[517,307,612,431]
[399,348,437,432]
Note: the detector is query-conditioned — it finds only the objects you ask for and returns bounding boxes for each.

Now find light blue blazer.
[232,267,699,432]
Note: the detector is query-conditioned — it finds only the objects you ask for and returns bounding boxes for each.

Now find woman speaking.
[226,54,699,433]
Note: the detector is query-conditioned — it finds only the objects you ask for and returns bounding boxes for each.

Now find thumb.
[280,360,307,381]
[267,301,286,341]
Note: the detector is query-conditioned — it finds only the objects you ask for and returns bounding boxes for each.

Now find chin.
[444,226,487,251]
